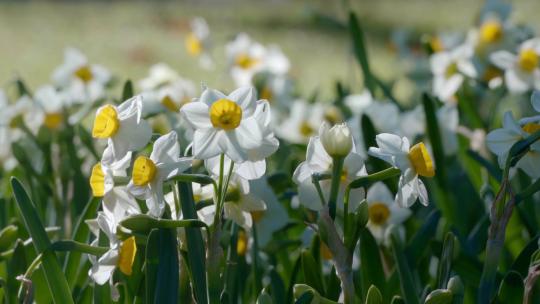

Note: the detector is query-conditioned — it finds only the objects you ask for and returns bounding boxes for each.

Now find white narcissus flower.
[430,44,476,102]
[366,182,411,242]
[87,188,140,300]
[180,86,266,163]
[368,133,434,207]
[293,126,366,212]
[276,100,326,144]
[490,38,540,93]
[226,33,290,86]
[52,47,111,105]
[185,17,213,69]
[204,100,279,180]
[91,96,152,162]
[198,176,266,230]
[31,85,66,130]
[127,131,192,217]
[0,91,32,170]
[139,63,197,114]
[486,108,540,178]
[320,122,353,158]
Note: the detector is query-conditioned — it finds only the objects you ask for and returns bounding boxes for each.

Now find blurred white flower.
[368,133,433,207]
[276,100,326,144]
[430,44,475,102]
[139,63,197,114]
[0,91,32,170]
[127,131,192,217]
[92,95,152,162]
[366,182,411,242]
[180,86,268,163]
[293,125,366,212]
[52,47,111,105]
[31,85,66,130]
[185,17,214,69]
[491,38,540,93]
[226,33,289,86]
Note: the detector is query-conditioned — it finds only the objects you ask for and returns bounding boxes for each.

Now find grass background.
[1,0,540,99]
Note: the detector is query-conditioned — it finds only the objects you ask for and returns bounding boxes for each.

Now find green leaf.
[497,271,523,304]
[406,210,440,265]
[122,79,134,101]
[16,78,32,97]
[145,229,160,304]
[64,197,100,289]
[11,177,73,304]
[301,250,325,296]
[154,228,179,303]
[168,173,217,186]
[359,229,385,300]
[466,149,502,182]
[50,240,108,256]
[270,268,287,304]
[436,232,456,289]
[365,285,383,304]
[422,93,447,186]
[349,12,376,94]
[425,289,453,304]
[119,214,208,233]
[389,229,419,304]
[177,180,208,304]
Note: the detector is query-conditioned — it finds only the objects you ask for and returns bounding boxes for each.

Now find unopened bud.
[320,122,352,158]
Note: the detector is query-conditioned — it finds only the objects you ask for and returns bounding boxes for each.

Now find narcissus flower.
[320,122,353,158]
[32,85,66,130]
[368,133,434,207]
[276,100,327,144]
[52,47,111,104]
[92,96,152,162]
[185,17,213,69]
[180,86,268,163]
[204,100,279,180]
[486,96,540,178]
[430,45,475,102]
[293,126,366,212]
[490,38,540,93]
[127,131,192,216]
[366,182,411,242]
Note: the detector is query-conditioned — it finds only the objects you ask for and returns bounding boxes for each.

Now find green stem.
[328,157,344,220]
[252,225,262,296]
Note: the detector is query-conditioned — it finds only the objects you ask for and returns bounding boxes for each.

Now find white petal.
[234,117,263,150]
[490,51,516,70]
[228,86,256,116]
[224,203,252,229]
[151,131,180,164]
[180,101,212,129]
[193,129,222,160]
[200,88,227,106]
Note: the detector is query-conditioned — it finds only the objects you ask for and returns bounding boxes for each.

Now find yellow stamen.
[340,169,348,182]
[299,121,314,137]
[235,54,259,69]
[368,202,391,225]
[320,242,333,260]
[185,33,203,56]
[43,113,63,129]
[483,65,502,82]
[161,95,179,112]
[251,210,265,223]
[74,65,93,83]
[518,48,539,73]
[118,236,137,276]
[132,156,157,186]
[480,20,503,44]
[236,230,248,256]
[445,62,458,79]
[324,107,342,125]
[408,142,435,177]
[92,105,120,138]
[89,163,105,197]
[209,99,242,130]
[522,123,540,134]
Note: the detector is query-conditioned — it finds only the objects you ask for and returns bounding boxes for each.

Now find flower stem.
[328,157,344,220]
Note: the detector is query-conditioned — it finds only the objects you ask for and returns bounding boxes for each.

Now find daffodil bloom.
[366,182,411,242]
[92,96,152,162]
[127,131,192,216]
[430,44,476,102]
[52,47,111,105]
[368,133,434,207]
[87,191,140,300]
[139,63,196,114]
[293,125,366,212]
[0,91,32,170]
[226,33,290,86]
[180,86,268,163]
[204,100,279,180]
[490,38,540,93]
[199,176,266,230]
[486,110,540,178]
[276,100,327,144]
[185,17,214,69]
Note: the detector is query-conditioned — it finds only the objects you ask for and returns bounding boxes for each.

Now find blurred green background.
[1,0,540,99]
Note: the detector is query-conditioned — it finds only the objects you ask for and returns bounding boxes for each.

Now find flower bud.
[320,122,352,158]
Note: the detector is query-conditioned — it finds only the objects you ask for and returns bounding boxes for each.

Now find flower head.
[320,122,353,158]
